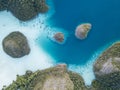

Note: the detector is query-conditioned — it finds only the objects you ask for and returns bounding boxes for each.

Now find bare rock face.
[0,0,48,21]
[75,23,92,40]
[39,73,73,90]
[93,42,120,89]
[4,64,86,90]
[29,64,74,90]
[2,31,30,58]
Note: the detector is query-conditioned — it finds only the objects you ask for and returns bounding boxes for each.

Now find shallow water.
[38,0,120,85]
[0,0,120,89]
[39,0,120,64]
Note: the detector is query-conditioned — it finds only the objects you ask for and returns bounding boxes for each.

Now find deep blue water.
[38,0,120,65]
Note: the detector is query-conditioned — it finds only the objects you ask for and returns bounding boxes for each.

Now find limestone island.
[75,23,92,40]
[0,0,49,21]
[2,31,30,58]
[3,64,86,90]
[53,32,65,44]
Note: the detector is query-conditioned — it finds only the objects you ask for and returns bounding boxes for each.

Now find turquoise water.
[0,0,120,87]
[38,0,120,65]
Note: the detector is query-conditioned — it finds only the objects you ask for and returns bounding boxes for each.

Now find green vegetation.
[3,64,87,90]
[0,0,49,21]
[93,42,120,90]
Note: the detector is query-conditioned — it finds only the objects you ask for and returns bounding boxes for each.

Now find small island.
[92,42,120,90]
[75,23,92,40]
[53,32,65,44]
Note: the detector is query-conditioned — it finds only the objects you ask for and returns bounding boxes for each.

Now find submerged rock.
[75,23,92,40]
[53,32,65,44]
[2,31,30,58]
[93,42,120,89]
[0,0,48,21]
[3,64,86,90]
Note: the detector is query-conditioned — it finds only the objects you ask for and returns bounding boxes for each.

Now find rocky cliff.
[3,64,86,90]
[0,0,48,21]
[92,42,120,90]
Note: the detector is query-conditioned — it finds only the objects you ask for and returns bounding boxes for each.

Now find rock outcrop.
[92,42,120,90]
[75,23,92,40]
[0,0,48,21]
[3,64,86,90]
[2,31,30,58]
[53,32,65,44]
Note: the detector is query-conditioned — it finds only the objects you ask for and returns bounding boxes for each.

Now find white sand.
[0,1,56,88]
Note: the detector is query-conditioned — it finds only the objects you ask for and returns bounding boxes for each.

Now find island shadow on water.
[38,0,120,65]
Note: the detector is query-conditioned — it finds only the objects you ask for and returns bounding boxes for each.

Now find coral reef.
[3,64,86,90]
[2,31,30,58]
[93,42,120,89]
[75,23,92,40]
[0,0,48,21]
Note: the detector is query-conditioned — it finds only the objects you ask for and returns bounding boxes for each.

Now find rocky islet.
[75,23,92,40]
[53,32,65,44]
[4,42,120,90]
[0,0,120,90]
[0,0,49,21]
[92,42,120,90]
[3,64,86,90]
[2,31,30,58]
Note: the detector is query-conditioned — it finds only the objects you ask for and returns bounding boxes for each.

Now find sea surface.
[0,0,120,89]
[39,0,120,64]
